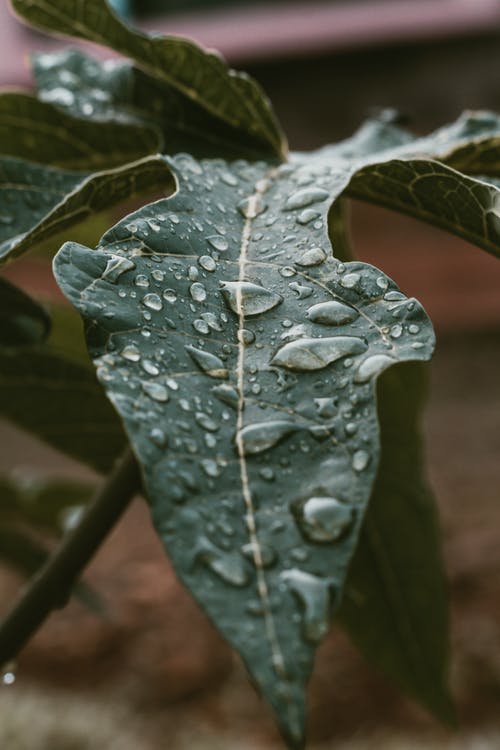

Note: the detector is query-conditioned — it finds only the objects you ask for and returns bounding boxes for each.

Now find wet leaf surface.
[54,152,435,747]
[13,0,286,159]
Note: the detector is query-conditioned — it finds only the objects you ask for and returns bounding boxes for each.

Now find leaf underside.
[54,151,435,747]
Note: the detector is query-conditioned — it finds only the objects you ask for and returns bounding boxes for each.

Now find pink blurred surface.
[2,0,500,86]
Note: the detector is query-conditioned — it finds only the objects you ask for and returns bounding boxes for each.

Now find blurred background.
[1,0,500,748]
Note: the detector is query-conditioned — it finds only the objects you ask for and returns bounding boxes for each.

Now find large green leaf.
[339,363,453,723]
[53,151,436,747]
[0,93,160,169]
[32,49,281,160]
[0,277,50,347]
[0,350,126,472]
[0,155,175,264]
[12,0,286,160]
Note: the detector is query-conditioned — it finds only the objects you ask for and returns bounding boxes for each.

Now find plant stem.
[0,447,141,669]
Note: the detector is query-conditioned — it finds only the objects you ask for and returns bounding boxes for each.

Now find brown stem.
[0,447,141,668]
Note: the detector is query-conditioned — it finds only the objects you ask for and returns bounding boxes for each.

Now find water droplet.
[296,246,326,267]
[142,359,160,376]
[281,569,333,643]
[384,290,406,302]
[289,281,313,299]
[237,195,267,219]
[354,354,395,383]
[296,496,354,543]
[101,254,135,282]
[352,449,370,472]
[207,235,229,252]
[296,208,320,225]
[259,466,275,481]
[376,276,389,290]
[195,411,219,432]
[142,293,163,311]
[409,324,420,334]
[134,274,149,288]
[212,383,239,408]
[220,170,238,186]
[238,420,297,455]
[142,381,169,402]
[188,265,199,281]
[284,187,329,210]
[197,538,250,587]
[340,272,360,289]
[200,312,223,331]
[390,324,403,339]
[271,336,367,371]
[150,427,168,447]
[185,345,228,378]
[199,255,216,272]
[314,397,337,418]
[166,377,179,391]
[163,289,177,304]
[307,300,359,326]
[279,266,296,278]
[120,344,141,362]
[220,281,282,317]
[152,269,165,282]
[237,328,255,344]
[193,319,210,334]
[200,458,223,477]
[241,542,277,568]
[2,668,16,686]
[190,282,207,302]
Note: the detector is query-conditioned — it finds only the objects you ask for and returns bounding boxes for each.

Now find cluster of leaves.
[1,0,500,746]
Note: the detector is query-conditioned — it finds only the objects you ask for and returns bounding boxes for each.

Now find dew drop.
[241,542,277,568]
[207,235,229,252]
[120,344,141,362]
[271,336,367,371]
[289,281,313,299]
[314,397,337,418]
[352,449,370,472]
[142,381,169,402]
[409,324,420,334]
[212,383,239,408]
[162,289,177,304]
[237,328,255,345]
[284,187,329,211]
[142,293,163,312]
[220,281,282,317]
[201,458,223,477]
[197,538,250,587]
[296,246,326,267]
[201,312,223,331]
[384,290,406,302]
[237,195,267,219]
[306,300,359,326]
[259,466,275,481]
[134,274,149,288]
[238,420,297,455]
[190,282,207,302]
[340,272,360,289]
[296,208,320,225]
[101,254,135,282]
[279,266,296,278]
[152,269,165,282]
[390,324,403,339]
[150,427,168,447]
[185,345,229,378]
[296,496,354,543]
[280,569,333,643]
[199,255,216,272]
[195,411,219,432]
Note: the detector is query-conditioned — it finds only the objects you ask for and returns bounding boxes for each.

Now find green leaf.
[0,277,50,347]
[338,363,454,724]
[12,0,286,160]
[0,155,175,264]
[0,93,161,169]
[33,49,281,160]
[0,350,126,472]
[53,152,435,748]
[0,526,49,577]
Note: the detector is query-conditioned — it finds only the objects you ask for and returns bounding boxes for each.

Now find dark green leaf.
[12,0,286,160]
[0,155,175,264]
[53,152,435,748]
[339,363,454,724]
[0,93,161,169]
[0,350,126,472]
[0,526,49,577]
[0,277,50,347]
[33,49,281,160]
